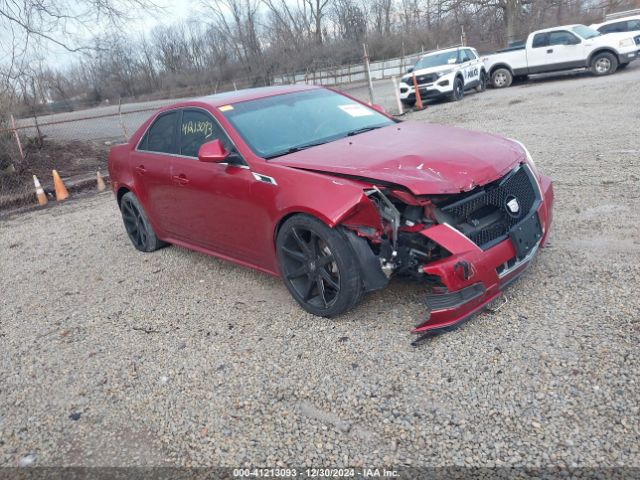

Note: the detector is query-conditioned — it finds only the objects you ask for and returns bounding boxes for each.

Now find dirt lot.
[1,64,639,469]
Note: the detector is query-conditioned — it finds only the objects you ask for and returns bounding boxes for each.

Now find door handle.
[135,165,146,175]
[547,48,554,53]
[172,174,190,185]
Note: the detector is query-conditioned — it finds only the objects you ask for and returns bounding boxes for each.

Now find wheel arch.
[273,209,334,246]
[116,186,131,206]
[273,209,388,293]
[489,63,513,77]
[588,48,620,65]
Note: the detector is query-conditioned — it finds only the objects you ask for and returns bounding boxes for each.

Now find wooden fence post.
[363,43,375,105]
[10,114,25,161]
[118,98,129,141]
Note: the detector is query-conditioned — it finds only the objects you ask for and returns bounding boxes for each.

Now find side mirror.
[371,104,386,114]
[198,139,229,163]
[407,67,414,74]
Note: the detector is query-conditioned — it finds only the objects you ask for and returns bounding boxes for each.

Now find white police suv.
[399,46,487,106]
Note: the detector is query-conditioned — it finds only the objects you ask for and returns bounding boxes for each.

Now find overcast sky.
[44,0,200,67]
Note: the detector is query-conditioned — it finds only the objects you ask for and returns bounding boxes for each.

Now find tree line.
[1,0,636,113]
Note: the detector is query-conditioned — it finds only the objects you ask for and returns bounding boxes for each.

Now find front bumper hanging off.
[412,173,554,336]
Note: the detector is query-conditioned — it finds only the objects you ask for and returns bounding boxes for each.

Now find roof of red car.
[195,84,320,108]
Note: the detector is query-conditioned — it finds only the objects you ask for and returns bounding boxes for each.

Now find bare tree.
[303,0,333,44]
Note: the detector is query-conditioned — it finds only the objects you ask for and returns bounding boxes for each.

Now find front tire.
[591,52,618,76]
[120,192,166,252]
[491,68,513,88]
[476,71,487,92]
[276,214,363,317]
[450,77,465,101]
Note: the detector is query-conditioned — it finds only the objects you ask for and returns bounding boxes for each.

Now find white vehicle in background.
[590,15,640,61]
[482,24,640,88]
[398,46,487,106]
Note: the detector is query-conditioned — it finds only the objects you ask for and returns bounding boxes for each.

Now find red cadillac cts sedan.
[108,85,554,340]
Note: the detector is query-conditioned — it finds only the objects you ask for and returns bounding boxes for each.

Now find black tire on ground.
[591,52,618,76]
[450,76,465,101]
[276,214,363,318]
[119,192,166,252]
[618,62,630,70]
[476,71,487,92]
[401,99,416,108]
[491,68,513,88]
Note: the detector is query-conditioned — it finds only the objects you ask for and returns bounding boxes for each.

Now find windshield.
[414,50,459,69]
[220,89,394,159]
[572,25,601,39]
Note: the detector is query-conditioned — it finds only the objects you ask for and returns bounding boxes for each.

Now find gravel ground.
[1,64,639,469]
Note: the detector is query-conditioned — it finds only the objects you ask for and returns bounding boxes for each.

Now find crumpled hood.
[270,122,526,195]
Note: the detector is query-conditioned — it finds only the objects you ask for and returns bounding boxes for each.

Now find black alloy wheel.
[120,192,165,252]
[451,77,465,101]
[476,71,487,92]
[276,214,362,317]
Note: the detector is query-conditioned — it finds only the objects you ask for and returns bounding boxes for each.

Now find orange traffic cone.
[52,169,69,201]
[411,73,425,111]
[96,171,106,192]
[33,175,48,206]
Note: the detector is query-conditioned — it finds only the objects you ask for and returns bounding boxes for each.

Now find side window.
[548,31,580,45]
[600,22,626,34]
[532,33,549,48]
[179,109,229,158]
[139,112,178,154]
[461,50,473,62]
[627,19,640,30]
[466,49,478,60]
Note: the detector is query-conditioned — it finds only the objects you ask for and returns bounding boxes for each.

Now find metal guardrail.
[273,51,427,86]
[605,8,640,20]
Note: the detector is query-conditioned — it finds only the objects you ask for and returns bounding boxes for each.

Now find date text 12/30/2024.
[233,468,400,478]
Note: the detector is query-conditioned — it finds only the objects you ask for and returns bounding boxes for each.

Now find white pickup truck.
[482,24,640,88]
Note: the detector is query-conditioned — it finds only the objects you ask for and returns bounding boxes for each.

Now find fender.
[490,63,513,76]
[587,47,620,64]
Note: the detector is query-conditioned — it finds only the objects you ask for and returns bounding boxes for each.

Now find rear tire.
[591,52,618,76]
[450,77,465,101]
[120,192,166,252]
[276,214,363,318]
[491,68,513,88]
[401,99,416,108]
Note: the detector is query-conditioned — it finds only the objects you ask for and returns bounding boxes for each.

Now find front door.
[528,30,585,73]
[166,108,264,263]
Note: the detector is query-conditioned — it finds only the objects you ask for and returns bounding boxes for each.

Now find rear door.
[130,111,178,234]
[461,48,481,86]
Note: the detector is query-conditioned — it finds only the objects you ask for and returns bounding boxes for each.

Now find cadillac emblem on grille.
[506,196,520,216]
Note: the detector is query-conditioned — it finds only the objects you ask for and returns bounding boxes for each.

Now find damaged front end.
[339,162,554,338]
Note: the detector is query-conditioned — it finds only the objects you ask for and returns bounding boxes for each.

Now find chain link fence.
[0,76,270,211]
[0,100,178,210]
